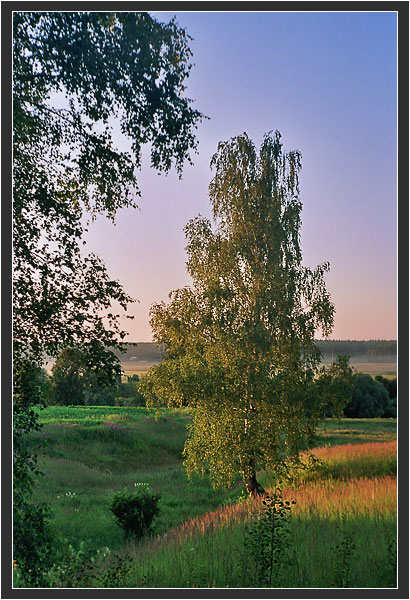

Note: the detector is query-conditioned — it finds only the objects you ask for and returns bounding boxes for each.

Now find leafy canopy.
[142,132,352,493]
[13,11,204,582]
[13,11,205,368]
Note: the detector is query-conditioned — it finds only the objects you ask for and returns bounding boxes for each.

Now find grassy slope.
[29,407,396,560]
[30,407,241,553]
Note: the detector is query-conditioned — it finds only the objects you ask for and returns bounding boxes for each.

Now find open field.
[350,362,397,377]
[123,470,396,588]
[121,360,397,380]
[320,359,396,377]
[45,358,397,379]
[121,361,160,378]
[21,406,397,588]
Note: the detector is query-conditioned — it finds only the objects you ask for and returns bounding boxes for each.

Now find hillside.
[24,408,397,588]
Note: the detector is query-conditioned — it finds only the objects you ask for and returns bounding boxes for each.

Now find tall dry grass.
[116,442,397,588]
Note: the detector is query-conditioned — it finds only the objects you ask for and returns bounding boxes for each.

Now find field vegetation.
[19,407,397,588]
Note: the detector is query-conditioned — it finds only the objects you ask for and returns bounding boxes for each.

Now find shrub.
[374,376,397,417]
[114,396,126,407]
[344,373,390,418]
[243,487,295,587]
[109,485,160,539]
[115,375,146,406]
[13,501,53,586]
[374,375,397,400]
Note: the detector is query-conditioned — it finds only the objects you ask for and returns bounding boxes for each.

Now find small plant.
[97,553,133,587]
[237,489,251,504]
[46,540,99,587]
[332,515,357,587]
[243,486,295,587]
[109,485,160,539]
[386,534,397,587]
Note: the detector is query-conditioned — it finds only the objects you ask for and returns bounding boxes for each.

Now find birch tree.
[143,131,351,495]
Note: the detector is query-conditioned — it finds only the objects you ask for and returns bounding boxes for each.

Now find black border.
[2,2,408,599]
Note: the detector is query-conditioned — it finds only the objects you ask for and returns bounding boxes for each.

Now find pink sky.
[84,11,397,342]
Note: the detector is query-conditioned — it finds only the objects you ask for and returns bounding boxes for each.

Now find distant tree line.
[110,343,165,362]
[39,344,397,420]
[317,340,396,360]
[43,347,146,407]
[111,340,397,363]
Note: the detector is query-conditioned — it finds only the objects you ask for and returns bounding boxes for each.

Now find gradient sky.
[83,10,397,342]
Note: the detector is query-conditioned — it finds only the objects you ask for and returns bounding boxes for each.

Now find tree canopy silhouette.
[13,11,204,584]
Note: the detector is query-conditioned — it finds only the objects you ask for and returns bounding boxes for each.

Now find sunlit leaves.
[144,132,352,493]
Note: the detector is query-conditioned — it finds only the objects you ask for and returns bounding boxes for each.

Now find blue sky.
[85,10,397,341]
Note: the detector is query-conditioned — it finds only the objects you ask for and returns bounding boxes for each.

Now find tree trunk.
[243,459,265,497]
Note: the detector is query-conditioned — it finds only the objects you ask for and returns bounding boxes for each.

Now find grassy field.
[121,361,160,378]
[121,360,397,379]
[22,407,397,588]
[349,362,397,377]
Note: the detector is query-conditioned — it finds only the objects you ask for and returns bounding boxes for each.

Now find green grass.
[315,418,397,446]
[112,514,395,588]
[23,407,397,588]
[29,406,243,554]
[28,408,396,553]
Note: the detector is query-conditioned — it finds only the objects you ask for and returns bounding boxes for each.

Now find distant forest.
[112,340,397,363]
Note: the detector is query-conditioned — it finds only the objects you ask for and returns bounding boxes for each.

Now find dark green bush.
[374,375,396,399]
[49,347,119,406]
[109,486,160,539]
[13,501,53,586]
[344,373,390,418]
[115,375,146,406]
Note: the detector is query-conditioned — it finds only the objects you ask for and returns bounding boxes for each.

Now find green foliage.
[115,374,146,406]
[143,131,352,495]
[344,373,391,418]
[13,358,54,586]
[374,375,397,400]
[315,354,354,418]
[96,554,133,588]
[109,485,160,539]
[46,540,100,587]
[49,346,120,406]
[243,487,295,587]
[13,501,53,587]
[13,10,203,584]
[332,516,357,588]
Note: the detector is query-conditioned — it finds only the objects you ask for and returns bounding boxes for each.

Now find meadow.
[120,359,397,380]
[22,406,397,589]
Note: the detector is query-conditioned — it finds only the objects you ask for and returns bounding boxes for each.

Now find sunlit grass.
[101,474,396,589]
[26,407,397,588]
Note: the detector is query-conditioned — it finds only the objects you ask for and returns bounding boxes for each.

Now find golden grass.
[311,440,396,461]
[140,438,396,554]
[351,362,396,376]
[283,476,396,518]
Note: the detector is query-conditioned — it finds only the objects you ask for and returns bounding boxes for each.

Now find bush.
[13,501,53,586]
[381,396,397,418]
[344,373,390,418]
[115,375,145,406]
[374,376,397,400]
[109,485,160,539]
[243,487,295,587]
[115,375,146,406]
